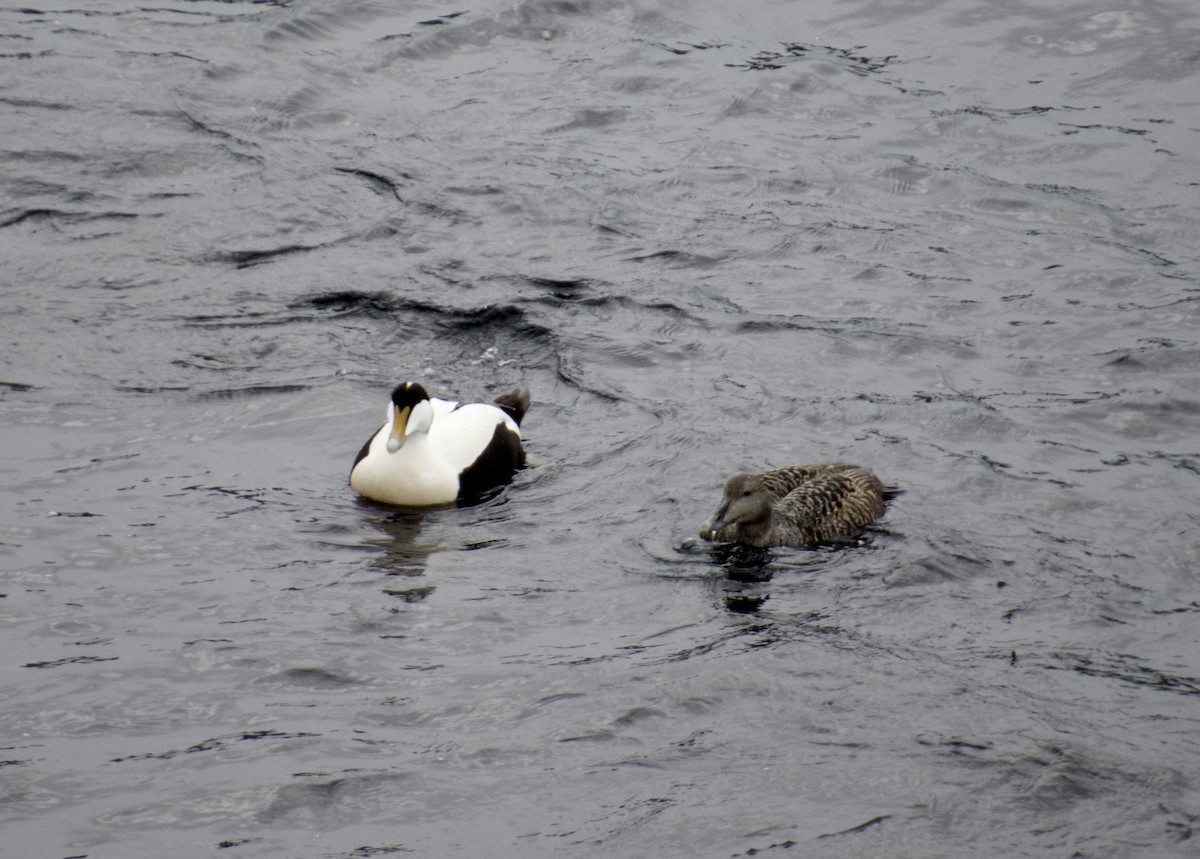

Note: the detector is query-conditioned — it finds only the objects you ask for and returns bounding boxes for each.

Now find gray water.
[3,1,1200,856]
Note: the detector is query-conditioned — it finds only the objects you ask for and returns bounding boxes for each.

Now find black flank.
[456,423,525,505]
[351,426,380,474]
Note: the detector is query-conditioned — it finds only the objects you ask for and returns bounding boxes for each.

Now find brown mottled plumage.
[699,464,887,549]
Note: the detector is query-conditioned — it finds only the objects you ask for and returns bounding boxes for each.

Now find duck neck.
[735,516,773,545]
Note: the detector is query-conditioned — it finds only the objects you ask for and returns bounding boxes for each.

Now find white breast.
[351,429,459,506]
[349,398,520,506]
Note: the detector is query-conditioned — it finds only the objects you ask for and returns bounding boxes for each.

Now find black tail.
[493,387,531,425]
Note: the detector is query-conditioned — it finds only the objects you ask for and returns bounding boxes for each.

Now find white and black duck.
[350,382,529,507]
[699,463,887,549]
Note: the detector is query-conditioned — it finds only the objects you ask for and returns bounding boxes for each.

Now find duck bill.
[385,404,411,453]
[703,500,731,534]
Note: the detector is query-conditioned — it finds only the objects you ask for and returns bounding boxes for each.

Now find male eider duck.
[350,382,529,507]
[699,463,887,549]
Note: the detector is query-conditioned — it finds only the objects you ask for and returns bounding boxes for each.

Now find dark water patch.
[419,11,468,27]
[1152,602,1200,617]
[175,108,263,157]
[709,543,773,581]
[1093,237,1178,268]
[110,383,193,394]
[934,104,1063,121]
[341,845,410,858]
[305,289,397,318]
[730,42,898,75]
[305,289,563,405]
[623,248,727,268]
[523,275,594,299]
[353,512,441,579]
[194,383,311,399]
[207,242,330,268]
[263,5,364,45]
[444,183,503,197]
[817,813,892,839]
[636,39,727,57]
[334,166,407,201]
[989,739,1191,825]
[0,48,52,60]
[878,161,934,196]
[736,314,924,339]
[1023,754,1109,812]
[180,484,271,507]
[554,355,624,401]
[0,208,140,230]
[546,107,629,134]
[257,666,367,689]
[1049,652,1200,697]
[900,267,973,284]
[258,771,417,826]
[238,80,357,134]
[651,613,845,664]
[383,584,435,602]
[915,733,995,754]
[730,314,981,369]
[1065,394,1200,443]
[219,838,260,850]
[376,13,501,63]
[723,592,769,614]
[436,302,543,335]
[1061,121,1152,137]
[22,655,119,669]
[303,290,556,344]
[112,729,320,763]
[513,285,705,359]
[883,533,991,587]
[1164,809,1200,843]
[1103,450,1200,475]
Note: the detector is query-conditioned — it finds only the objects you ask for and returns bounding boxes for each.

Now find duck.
[350,381,529,507]
[699,463,887,549]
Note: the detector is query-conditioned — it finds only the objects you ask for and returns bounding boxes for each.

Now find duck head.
[385,382,433,453]
[702,472,772,534]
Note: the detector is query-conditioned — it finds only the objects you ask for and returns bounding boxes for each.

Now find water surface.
[2,0,1199,856]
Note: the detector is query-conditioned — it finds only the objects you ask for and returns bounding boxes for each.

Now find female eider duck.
[699,463,887,549]
[350,382,529,507]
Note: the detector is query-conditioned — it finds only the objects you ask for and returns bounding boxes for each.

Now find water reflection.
[355,502,439,601]
[705,543,772,613]
[697,538,893,614]
[353,490,522,602]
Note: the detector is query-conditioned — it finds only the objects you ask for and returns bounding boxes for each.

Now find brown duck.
[699,463,887,549]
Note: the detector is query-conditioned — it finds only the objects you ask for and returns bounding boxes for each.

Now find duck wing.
[773,467,887,545]
[426,403,517,472]
[759,463,862,500]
